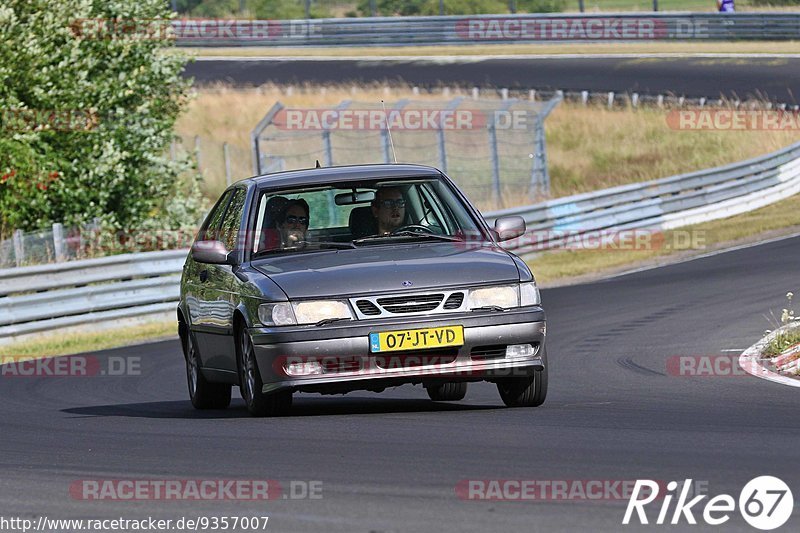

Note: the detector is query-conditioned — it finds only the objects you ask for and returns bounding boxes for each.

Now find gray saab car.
[178,164,547,416]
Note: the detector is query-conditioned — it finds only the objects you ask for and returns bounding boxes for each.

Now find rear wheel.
[184,331,231,410]
[497,354,548,408]
[238,327,292,417]
[426,382,467,401]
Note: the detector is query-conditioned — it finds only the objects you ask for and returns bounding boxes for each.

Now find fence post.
[223,142,232,186]
[488,119,502,209]
[13,229,24,267]
[53,223,65,262]
[529,94,562,200]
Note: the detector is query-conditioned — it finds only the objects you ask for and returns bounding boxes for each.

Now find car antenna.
[381,100,397,164]
[315,159,321,168]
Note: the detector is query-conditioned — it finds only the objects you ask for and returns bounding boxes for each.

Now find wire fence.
[252,96,562,212]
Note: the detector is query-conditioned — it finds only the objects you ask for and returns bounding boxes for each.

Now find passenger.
[371,187,406,235]
[717,0,734,12]
[277,198,310,248]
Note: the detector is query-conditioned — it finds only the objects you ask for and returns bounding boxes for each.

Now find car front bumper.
[250,307,545,394]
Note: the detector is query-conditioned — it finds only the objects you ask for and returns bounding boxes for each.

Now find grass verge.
[528,192,800,285]
[182,41,800,58]
[764,329,800,357]
[0,320,177,359]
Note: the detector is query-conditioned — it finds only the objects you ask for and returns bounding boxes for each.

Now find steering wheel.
[391,224,436,235]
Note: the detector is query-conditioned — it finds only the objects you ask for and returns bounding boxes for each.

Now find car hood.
[252,243,519,299]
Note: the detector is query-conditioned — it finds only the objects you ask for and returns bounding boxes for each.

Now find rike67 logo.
[623,476,793,530]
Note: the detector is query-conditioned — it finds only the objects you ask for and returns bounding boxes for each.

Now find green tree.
[0,0,201,233]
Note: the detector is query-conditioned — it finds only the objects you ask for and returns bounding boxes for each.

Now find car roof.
[241,163,444,190]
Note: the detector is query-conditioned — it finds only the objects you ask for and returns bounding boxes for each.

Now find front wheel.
[238,327,292,417]
[184,331,231,410]
[496,356,548,408]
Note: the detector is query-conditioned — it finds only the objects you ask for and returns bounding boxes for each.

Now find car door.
[184,189,231,339]
[208,186,249,374]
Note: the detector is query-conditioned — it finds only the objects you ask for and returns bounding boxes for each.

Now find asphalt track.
[185,56,800,103]
[2,234,799,532]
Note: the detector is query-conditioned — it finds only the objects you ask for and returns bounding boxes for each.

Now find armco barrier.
[171,13,800,47]
[2,140,800,340]
[483,140,800,255]
[0,250,187,340]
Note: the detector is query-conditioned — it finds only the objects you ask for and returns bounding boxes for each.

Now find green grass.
[764,328,800,357]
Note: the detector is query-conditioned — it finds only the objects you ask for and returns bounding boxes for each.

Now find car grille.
[470,345,507,360]
[351,290,466,319]
[443,292,464,309]
[376,293,444,314]
[355,300,381,316]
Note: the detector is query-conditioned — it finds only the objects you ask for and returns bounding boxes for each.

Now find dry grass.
[175,84,800,209]
[184,41,800,58]
[0,321,177,358]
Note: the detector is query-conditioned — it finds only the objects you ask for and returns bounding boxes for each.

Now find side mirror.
[494,216,526,242]
[192,240,232,265]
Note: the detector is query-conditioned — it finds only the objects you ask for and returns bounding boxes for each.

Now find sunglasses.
[284,215,309,225]
[377,199,406,209]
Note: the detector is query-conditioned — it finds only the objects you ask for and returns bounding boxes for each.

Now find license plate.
[369,326,464,353]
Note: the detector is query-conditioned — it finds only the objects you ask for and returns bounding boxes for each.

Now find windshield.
[251,176,487,256]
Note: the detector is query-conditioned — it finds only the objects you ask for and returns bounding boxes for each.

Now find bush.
[0,0,204,234]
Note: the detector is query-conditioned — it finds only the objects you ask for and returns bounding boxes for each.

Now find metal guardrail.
[0,250,187,340]
[2,140,800,340]
[174,13,800,47]
[483,140,800,255]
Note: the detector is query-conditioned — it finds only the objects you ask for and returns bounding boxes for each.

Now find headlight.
[293,300,353,324]
[258,300,354,326]
[467,285,518,309]
[520,282,541,306]
[467,282,541,310]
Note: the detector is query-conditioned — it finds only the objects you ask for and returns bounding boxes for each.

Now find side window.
[198,190,233,242]
[218,188,247,251]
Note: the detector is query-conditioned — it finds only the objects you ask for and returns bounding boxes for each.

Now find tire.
[184,330,231,410]
[497,353,548,408]
[238,327,292,417]
[426,382,468,401]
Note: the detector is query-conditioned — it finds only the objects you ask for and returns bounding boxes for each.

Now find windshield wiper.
[470,305,507,312]
[352,233,463,245]
[315,317,353,326]
[310,240,357,249]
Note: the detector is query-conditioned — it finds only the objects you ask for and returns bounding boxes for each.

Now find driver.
[371,187,406,235]
[277,199,310,248]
